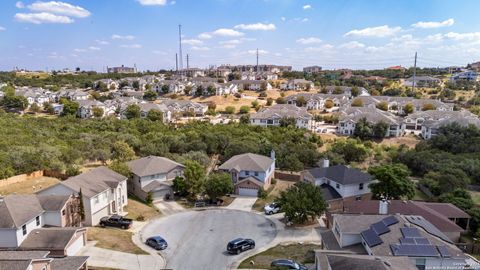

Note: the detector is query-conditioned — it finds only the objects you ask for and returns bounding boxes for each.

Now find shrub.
[258,187,268,199]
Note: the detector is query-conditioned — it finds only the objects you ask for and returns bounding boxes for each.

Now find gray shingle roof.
[250,104,312,120]
[19,227,85,251]
[306,165,372,185]
[219,153,274,172]
[60,166,127,198]
[0,251,49,260]
[50,256,89,270]
[37,195,70,211]
[320,184,342,201]
[127,156,184,177]
[0,260,33,270]
[0,195,44,229]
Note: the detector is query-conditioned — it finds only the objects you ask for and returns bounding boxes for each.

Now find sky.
[1,0,480,71]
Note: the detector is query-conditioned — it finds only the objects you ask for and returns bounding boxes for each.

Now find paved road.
[140,209,277,270]
[225,197,257,212]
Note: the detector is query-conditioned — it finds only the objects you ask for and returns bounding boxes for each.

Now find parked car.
[146,236,168,250]
[226,238,255,254]
[264,202,281,215]
[271,259,308,270]
[99,215,133,229]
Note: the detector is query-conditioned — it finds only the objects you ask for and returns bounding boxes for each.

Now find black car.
[99,215,133,229]
[226,238,255,254]
[271,259,308,270]
[146,236,168,250]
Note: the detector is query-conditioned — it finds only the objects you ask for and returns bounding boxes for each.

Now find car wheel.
[122,225,126,229]
[236,249,240,255]
[251,244,255,249]
[268,211,272,215]
[100,223,105,228]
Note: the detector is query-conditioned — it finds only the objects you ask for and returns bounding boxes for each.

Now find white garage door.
[238,187,258,197]
[153,189,171,201]
[66,234,85,256]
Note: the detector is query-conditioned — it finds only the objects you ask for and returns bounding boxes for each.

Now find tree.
[354,118,374,140]
[278,182,327,224]
[60,99,79,116]
[196,85,205,96]
[239,114,250,124]
[78,189,85,221]
[108,161,132,178]
[279,117,296,127]
[205,173,233,200]
[328,139,369,163]
[324,100,334,109]
[161,85,170,94]
[207,85,216,95]
[29,103,41,113]
[96,82,108,92]
[276,97,286,104]
[111,141,136,162]
[65,165,81,177]
[376,101,389,111]
[439,189,474,211]
[44,103,55,114]
[92,107,104,118]
[225,106,235,114]
[373,122,389,139]
[124,104,141,119]
[172,176,189,196]
[404,103,414,114]
[143,90,158,101]
[351,86,360,97]
[132,81,140,90]
[266,98,273,106]
[351,98,363,107]
[147,109,164,122]
[260,81,268,92]
[239,106,250,114]
[251,100,259,108]
[422,103,436,111]
[296,96,307,107]
[184,160,206,197]
[368,164,415,200]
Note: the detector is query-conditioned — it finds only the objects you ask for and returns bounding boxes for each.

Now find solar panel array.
[361,228,383,247]
[401,227,422,238]
[382,215,399,226]
[405,216,453,244]
[371,221,390,235]
[437,245,451,258]
[390,244,440,257]
[360,216,399,248]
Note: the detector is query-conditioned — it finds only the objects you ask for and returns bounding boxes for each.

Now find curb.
[131,221,167,270]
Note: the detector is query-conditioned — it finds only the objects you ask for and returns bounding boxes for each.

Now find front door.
[111,201,116,213]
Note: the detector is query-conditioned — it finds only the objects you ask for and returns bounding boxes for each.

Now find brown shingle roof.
[0,195,44,229]
[37,195,70,211]
[19,227,86,251]
[0,260,33,270]
[50,256,89,270]
[127,156,184,177]
[219,153,274,172]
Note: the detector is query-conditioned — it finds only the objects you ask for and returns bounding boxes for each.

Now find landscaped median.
[238,243,321,269]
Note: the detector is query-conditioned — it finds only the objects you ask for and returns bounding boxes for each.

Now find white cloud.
[191,46,210,51]
[303,4,311,10]
[212,28,244,37]
[198,33,212,39]
[234,23,276,31]
[280,17,286,21]
[412,18,454,29]
[112,34,135,40]
[424,33,444,43]
[247,49,268,55]
[219,39,241,45]
[88,46,100,51]
[296,37,322,44]
[15,12,74,24]
[95,39,110,45]
[16,1,25,8]
[74,48,86,52]
[120,44,142,48]
[137,0,168,6]
[339,41,365,49]
[27,1,90,18]
[220,44,236,49]
[170,1,176,5]
[304,44,334,52]
[444,32,480,41]
[344,25,401,38]
[182,39,203,45]
[0,26,5,31]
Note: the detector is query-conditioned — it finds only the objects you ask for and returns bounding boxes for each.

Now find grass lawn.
[125,197,160,221]
[252,180,294,212]
[0,176,60,195]
[413,187,430,201]
[88,227,147,255]
[239,243,321,269]
[469,191,480,205]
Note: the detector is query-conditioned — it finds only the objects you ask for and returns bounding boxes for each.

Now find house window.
[254,172,259,177]
[36,216,40,226]
[245,171,250,175]
[22,225,27,235]
[62,209,66,216]
[359,183,364,190]
[336,183,340,189]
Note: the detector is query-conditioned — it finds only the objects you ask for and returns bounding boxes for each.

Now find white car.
[264,202,280,215]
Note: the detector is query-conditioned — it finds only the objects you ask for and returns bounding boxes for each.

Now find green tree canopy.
[124,104,141,119]
[278,182,327,224]
[368,164,415,200]
[205,173,233,200]
[184,160,206,197]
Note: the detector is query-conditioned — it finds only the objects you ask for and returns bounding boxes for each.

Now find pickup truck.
[99,215,133,229]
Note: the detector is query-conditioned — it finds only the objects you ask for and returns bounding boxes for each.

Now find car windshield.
[293,262,300,269]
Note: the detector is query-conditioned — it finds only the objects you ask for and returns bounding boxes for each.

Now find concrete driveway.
[153,200,185,216]
[140,209,277,270]
[226,197,258,212]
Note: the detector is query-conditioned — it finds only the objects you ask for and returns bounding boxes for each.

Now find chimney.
[320,159,329,168]
[379,199,388,215]
[270,150,276,160]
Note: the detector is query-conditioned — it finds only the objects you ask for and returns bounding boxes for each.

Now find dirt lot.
[88,227,147,255]
[252,180,295,212]
[239,243,321,269]
[125,198,161,221]
[0,176,60,195]
[379,135,420,149]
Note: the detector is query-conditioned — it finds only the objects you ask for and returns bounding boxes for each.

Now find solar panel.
[437,246,451,258]
[382,215,399,226]
[414,238,430,245]
[371,221,390,235]
[405,216,453,244]
[399,238,415,244]
[390,244,439,257]
[401,227,422,238]
[361,229,383,247]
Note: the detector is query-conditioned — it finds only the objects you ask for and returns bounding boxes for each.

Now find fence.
[44,170,68,180]
[0,170,44,188]
[274,170,302,182]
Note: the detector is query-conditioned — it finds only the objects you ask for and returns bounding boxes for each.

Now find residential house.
[107,65,137,74]
[250,104,313,129]
[342,200,471,242]
[337,107,404,137]
[315,251,417,270]
[403,110,474,131]
[127,156,185,201]
[38,166,128,226]
[152,80,189,95]
[77,100,106,118]
[322,214,470,270]
[18,227,87,257]
[280,79,314,91]
[450,71,478,82]
[323,86,369,97]
[94,79,119,90]
[161,99,208,117]
[302,160,373,214]
[240,72,257,81]
[184,68,206,78]
[403,76,441,88]
[231,80,272,91]
[303,66,322,74]
[256,72,278,81]
[422,114,480,139]
[218,152,275,197]
[137,102,171,122]
[285,93,349,110]
[192,82,238,96]
[351,96,453,115]
[0,251,88,270]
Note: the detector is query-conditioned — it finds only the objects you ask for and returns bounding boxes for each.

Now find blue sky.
[1,0,480,71]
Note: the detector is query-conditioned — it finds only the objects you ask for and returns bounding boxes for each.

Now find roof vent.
[383,260,392,267]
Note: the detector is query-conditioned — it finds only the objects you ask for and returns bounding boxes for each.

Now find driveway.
[226,197,257,212]
[140,209,277,270]
[153,200,185,216]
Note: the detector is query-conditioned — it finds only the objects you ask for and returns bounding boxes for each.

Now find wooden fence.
[0,170,44,188]
[274,170,302,182]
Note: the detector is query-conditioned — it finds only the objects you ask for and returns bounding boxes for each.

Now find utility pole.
[412,52,417,92]
[256,48,259,74]
[186,54,189,70]
[178,24,183,75]
[175,53,178,72]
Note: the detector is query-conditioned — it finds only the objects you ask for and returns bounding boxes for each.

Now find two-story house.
[38,166,128,226]
[218,152,275,197]
[302,160,373,213]
[127,156,185,201]
[250,104,313,129]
